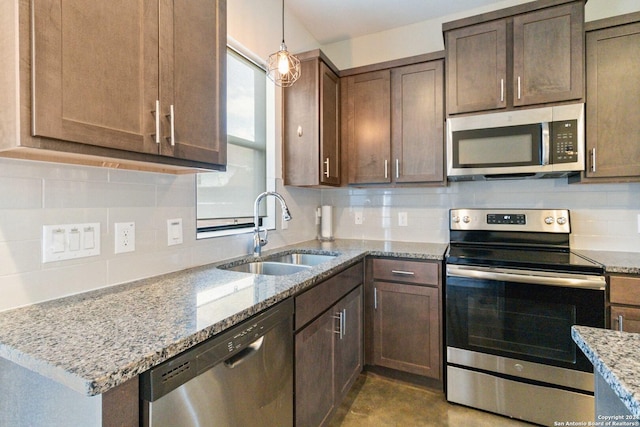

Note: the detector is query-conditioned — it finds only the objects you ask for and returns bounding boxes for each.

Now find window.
[196,47,274,238]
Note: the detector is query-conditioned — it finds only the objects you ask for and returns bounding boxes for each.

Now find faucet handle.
[258,228,268,246]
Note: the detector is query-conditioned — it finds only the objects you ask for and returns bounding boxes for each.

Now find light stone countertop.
[572,325,640,418]
[576,250,640,275]
[0,239,447,397]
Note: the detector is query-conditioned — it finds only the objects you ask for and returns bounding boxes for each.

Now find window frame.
[196,43,276,240]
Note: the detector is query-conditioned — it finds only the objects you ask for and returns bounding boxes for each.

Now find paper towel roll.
[320,205,333,241]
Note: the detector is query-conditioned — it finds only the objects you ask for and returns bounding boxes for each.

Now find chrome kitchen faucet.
[253,192,292,256]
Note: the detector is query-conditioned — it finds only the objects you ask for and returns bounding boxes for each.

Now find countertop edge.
[572,326,640,418]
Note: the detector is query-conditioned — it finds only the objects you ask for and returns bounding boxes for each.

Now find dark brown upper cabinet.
[1,0,226,172]
[284,51,341,187]
[574,12,640,183]
[444,0,585,115]
[341,54,445,186]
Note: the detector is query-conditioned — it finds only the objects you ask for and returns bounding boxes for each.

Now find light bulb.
[278,52,290,75]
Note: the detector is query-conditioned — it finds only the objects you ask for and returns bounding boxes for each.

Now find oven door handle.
[446,265,605,290]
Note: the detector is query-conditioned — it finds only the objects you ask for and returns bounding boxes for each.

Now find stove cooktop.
[446,244,604,275]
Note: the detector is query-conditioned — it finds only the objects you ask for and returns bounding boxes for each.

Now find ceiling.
[286,0,513,45]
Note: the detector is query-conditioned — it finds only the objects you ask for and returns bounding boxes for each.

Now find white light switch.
[43,223,101,263]
[167,218,183,246]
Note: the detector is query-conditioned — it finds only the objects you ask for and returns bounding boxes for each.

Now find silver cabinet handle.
[391,270,415,276]
[324,157,330,178]
[591,148,597,173]
[395,159,399,179]
[152,100,160,144]
[618,315,624,332]
[166,104,175,146]
[333,311,344,340]
[374,287,378,310]
[384,160,388,179]
[500,78,504,102]
[517,76,521,100]
[342,308,347,337]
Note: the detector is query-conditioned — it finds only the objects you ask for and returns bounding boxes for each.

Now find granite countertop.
[572,325,640,418]
[576,250,640,275]
[0,239,447,397]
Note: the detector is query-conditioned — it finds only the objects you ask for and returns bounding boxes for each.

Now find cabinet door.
[284,58,319,186]
[585,21,640,179]
[344,70,391,184]
[32,0,159,154]
[391,61,444,183]
[284,59,340,186]
[295,310,336,427]
[159,0,226,165]
[611,306,640,334]
[445,20,507,114]
[320,62,341,185]
[513,3,584,106]
[334,286,363,403]
[373,282,440,379]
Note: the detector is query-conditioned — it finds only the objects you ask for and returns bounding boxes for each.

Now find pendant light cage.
[267,0,300,87]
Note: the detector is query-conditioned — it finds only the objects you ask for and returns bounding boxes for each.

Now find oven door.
[446,265,605,374]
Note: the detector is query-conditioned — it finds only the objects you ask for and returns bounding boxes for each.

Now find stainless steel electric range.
[445,208,606,426]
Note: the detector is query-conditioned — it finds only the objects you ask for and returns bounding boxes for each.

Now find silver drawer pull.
[391,270,415,276]
[618,315,624,332]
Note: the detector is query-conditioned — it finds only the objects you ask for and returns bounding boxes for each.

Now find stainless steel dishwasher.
[141,299,293,427]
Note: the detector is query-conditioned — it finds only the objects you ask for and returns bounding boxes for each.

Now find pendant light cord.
[281,0,285,44]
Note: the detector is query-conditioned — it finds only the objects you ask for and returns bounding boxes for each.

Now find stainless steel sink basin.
[266,253,336,266]
[222,261,311,276]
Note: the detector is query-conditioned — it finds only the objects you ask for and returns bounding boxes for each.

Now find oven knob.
[544,216,555,225]
[452,216,460,223]
[557,217,567,225]
[462,216,471,224]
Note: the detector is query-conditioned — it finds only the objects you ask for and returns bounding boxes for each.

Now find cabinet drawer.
[609,275,640,306]
[372,258,439,286]
[295,262,363,330]
[611,306,640,334]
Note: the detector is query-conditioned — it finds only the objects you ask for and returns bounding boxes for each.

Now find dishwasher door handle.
[224,336,265,369]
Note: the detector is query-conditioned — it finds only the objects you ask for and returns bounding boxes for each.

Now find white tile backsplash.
[322,179,640,252]
[0,156,638,312]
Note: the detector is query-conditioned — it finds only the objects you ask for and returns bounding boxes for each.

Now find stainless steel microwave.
[446,103,584,181]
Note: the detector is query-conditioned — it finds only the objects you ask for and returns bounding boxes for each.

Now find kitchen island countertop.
[572,325,640,419]
[0,239,447,397]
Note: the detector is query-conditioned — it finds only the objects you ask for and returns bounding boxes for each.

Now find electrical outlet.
[398,212,408,227]
[354,210,363,225]
[114,222,135,254]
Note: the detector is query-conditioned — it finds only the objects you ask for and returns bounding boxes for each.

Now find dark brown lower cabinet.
[609,274,640,333]
[373,282,439,377]
[295,264,363,427]
[366,258,442,382]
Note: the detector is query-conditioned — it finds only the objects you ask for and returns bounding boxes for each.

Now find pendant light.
[267,0,300,87]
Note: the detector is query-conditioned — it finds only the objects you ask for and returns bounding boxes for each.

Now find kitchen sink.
[220,252,337,276]
[222,261,311,276]
[265,253,336,266]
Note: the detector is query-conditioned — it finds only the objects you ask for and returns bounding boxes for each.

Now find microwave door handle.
[541,122,550,165]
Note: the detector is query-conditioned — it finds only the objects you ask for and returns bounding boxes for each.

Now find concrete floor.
[329,373,534,427]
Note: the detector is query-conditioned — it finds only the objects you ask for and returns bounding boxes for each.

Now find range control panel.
[551,120,578,164]
[450,209,571,233]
